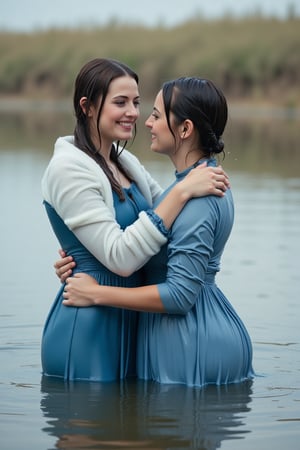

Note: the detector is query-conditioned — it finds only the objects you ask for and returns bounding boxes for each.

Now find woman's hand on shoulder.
[184,162,230,198]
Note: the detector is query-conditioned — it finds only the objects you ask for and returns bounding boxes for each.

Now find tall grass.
[0,17,299,105]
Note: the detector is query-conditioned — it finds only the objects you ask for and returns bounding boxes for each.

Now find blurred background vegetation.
[0,16,299,108]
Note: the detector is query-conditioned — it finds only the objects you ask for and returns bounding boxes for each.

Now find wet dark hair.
[73,58,139,200]
[162,77,228,159]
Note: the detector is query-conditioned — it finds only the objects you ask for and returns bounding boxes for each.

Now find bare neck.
[170,148,205,172]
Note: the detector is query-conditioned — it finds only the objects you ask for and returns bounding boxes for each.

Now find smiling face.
[145,90,177,156]
[88,75,140,152]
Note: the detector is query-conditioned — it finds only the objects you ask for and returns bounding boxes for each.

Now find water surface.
[0,108,299,449]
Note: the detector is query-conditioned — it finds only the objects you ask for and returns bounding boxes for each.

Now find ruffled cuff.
[146,210,171,238]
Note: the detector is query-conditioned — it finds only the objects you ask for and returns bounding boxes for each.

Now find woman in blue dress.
[42,59,229,381]
[63,76,254,387]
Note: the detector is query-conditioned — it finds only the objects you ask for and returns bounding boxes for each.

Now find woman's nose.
[126,103,139,117]
[145,115,152,128]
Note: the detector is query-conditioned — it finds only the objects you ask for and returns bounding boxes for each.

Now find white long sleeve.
[41,136,166,277]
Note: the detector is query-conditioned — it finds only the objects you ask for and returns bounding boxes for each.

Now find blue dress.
[42,183,149,381]
[137,160,254,387]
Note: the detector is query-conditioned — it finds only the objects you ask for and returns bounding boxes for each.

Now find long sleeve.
[42,136,167,277]
[157,193,234,314]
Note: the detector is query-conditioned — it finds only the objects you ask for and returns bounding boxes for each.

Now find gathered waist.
[203,273,216,285]
[71,251,108,273]
[70,251,142,287]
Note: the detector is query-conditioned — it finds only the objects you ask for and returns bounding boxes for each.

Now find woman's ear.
[181,119,193,139]
[79,97,90,116]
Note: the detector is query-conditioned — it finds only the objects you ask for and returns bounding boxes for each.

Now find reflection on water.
[41,377,252,449]
[0,106,299,177]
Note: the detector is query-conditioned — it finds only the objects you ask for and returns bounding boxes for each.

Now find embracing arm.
[42,153,165,277]
[62,205,211,313]
[63,197,223,312]
[153,162,228,228]
[63,273,166,312]
[55,162,227,281]
[45,144,228,278]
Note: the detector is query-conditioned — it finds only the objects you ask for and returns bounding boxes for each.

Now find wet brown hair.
[73,58,139,200]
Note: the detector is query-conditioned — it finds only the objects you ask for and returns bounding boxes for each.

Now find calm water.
[0,106,299,449]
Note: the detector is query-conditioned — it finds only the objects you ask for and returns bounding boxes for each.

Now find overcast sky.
[1,0,299,31]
